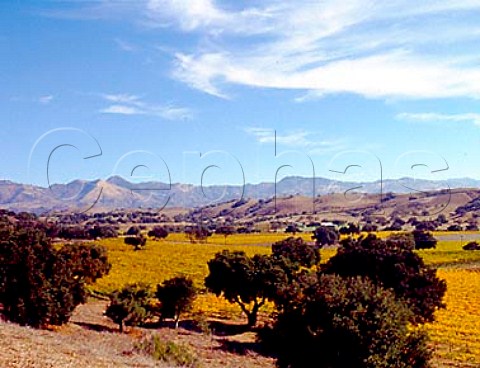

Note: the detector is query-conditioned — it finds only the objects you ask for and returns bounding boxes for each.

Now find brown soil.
[0,300,275,368]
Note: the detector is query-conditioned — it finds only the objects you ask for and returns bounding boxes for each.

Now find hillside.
[1,176,480,214]
[186,188,480,226]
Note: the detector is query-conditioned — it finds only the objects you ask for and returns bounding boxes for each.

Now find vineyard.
[92,232,480,367]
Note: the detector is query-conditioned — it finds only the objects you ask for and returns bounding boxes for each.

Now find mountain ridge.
[1,175,480,213]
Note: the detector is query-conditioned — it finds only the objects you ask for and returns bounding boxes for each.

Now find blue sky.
[2,1,480,187]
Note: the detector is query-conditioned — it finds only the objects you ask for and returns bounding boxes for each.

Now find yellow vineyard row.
[92,234,480,365]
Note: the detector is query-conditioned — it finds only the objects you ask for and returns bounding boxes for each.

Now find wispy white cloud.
[145,0,278,34]
[114,38,137,52]
[101,105,142,115]
[38,95,54,104]
[397,112,480,126]
[45,1,480,101]
[100,93,192,120]
[246,128,312,146]
[162,1,480,100]
[245,127,347,154]
[102,93,141,104]
[101,93,140,105]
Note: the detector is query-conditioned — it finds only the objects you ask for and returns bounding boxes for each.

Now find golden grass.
[429,269,480,365]
[91,233,480,366]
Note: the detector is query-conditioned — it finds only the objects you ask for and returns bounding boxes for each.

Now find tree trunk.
[247,312,257,328]
[174,315,180,329]
[119,321,124,333]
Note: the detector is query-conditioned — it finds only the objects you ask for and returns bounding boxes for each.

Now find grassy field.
[92,232,480,366]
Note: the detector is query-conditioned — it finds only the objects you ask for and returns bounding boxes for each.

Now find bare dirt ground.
[0,298,473,368]
[0,300,275,368]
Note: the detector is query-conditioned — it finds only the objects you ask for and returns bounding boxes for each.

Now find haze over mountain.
[1,176,480,214]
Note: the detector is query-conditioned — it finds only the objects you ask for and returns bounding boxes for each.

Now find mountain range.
[1,176,480,213]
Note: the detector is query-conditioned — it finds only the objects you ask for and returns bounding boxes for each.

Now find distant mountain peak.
[1,176,479,214]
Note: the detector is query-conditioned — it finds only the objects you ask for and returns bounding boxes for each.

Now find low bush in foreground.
[135,334,200,367]
[105,283,152,332]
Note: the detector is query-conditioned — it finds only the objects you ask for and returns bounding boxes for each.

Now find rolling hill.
[1,176,480,213]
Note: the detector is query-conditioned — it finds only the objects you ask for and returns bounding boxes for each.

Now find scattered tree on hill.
[361,223,378,232]
[124,235,147,250]
[339,223,360,235]
[260,274,432,368]
[285,224,301,235]
[436,214,448,224]
[215,225,235,245]
[312,226,339,247]
[126,226,141,236]
[185,225,212,243]
[322,234,446,324]
[156,276,197,329]
[147,226,169,240]
[105,283,152,333]
[415,221,437,232]
[58,226,89,240]
[205,250,287,327]
[387,232,415,250]
[466,222,479,231]
[412,230,437,250]
[88,225,118,239]
[447,224,463,232]
[0,224,110,328]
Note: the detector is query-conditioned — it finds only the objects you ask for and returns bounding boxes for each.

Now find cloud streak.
[100,93,192,120]
[397,112,480,126]
[245,127,347,154]
[38,95,54,104]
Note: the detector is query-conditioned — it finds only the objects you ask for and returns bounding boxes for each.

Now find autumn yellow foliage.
[91,232,480,366]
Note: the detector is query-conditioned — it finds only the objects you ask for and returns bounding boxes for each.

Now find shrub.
[190,312,211,335]
[312,226,339,247]
[147,226,169,240]
[185,225,212,243]
[88,225,118,239]
[58,226,89,240]
[387,232,415,250]
[339,223,360,235]
[124,235,147,250]
[447,224,463,231]
[322,234,446,324]
[463,241,480,251]
[135,335,200,367]
[415,221,437,232]
[285,224,301,234]
[412,230,437,250]
[260,274,432,368]
[105,283,152,332]
[126,226,141,236]
[361,223,378,232]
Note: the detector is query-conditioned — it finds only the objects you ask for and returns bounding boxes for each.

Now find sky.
[2,0,480,187]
